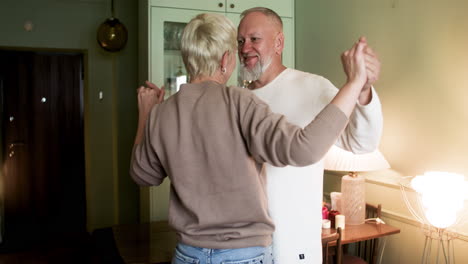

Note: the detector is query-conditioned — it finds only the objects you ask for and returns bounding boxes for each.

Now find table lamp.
[400,172,468,263]
[324,146,390,225]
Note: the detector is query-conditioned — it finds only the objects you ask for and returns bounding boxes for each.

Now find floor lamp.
[400,172,468,264]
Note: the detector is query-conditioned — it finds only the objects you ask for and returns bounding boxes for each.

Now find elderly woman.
[131,13,368,264]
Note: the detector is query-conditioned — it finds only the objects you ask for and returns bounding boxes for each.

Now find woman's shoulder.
[224,85,272,113]
[226,85,262,101]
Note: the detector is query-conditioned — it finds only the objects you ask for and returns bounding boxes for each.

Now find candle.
[322,219,331,229]
[335,214,346,230]
[330,192,342,212]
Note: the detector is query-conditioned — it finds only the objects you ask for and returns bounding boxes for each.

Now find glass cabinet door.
[163,21,187,97]
[150,7,239,99]
[150,8,199,98]
[147,8,240,221]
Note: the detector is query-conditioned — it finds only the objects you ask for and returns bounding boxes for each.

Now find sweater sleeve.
[130,106,167,186]
[335,86,383,154]
[239,92,349,167]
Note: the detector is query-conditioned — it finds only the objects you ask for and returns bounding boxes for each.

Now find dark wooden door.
[0,50,85,249]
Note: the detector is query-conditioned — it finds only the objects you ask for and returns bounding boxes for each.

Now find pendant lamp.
[97,0,128,52]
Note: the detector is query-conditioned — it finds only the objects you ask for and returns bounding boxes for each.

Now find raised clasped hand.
[341,38,368,88]
[137,81,165,115]
[362,37,380,87]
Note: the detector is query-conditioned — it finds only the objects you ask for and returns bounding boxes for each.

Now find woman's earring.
[221,67,227,74]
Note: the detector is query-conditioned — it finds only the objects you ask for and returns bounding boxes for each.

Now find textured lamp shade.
[324,146,390,172]
[97,17,128,52]
[324,146,390,225]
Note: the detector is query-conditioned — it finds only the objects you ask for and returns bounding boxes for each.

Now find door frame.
[0,46,90,234]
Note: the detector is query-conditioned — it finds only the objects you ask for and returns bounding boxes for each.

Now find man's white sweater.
[251,68,383,264]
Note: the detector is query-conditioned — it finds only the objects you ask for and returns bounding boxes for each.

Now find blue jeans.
[172,243,274,264]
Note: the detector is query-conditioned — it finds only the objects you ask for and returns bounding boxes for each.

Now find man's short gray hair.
[181,13,237,79]
[240,7,283,30]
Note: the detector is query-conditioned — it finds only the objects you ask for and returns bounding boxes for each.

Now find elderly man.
[237,7,383,264]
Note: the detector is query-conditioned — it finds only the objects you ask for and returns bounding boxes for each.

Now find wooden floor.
[0,230,122,264]
[0,246,94,264]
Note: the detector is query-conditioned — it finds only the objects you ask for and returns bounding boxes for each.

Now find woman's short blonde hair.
[181,13,237,79]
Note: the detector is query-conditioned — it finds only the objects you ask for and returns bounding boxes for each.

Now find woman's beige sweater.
[130,81,348,249]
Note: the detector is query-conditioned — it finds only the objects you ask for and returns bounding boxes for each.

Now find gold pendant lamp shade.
[97,0,128,52]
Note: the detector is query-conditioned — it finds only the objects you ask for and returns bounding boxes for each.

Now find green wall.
[296,1,468,262]
[0,0,140,231]
[295,0,468,177]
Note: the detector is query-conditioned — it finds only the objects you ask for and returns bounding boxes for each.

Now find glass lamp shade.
[97,17,128,52]
[410,171,466,228]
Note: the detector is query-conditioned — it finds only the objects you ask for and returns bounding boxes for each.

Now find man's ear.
[275,32,285,55]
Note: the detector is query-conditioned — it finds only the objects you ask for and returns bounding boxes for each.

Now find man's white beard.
[239,56,272,83]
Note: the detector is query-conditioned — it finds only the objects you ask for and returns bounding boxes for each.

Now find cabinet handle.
[218,2,223,8]
[230,4,235,8]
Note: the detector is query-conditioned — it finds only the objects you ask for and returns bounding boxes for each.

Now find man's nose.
[240,41,252,53]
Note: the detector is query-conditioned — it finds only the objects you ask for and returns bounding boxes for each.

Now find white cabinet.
[149,0,293,17]
[138,0,295,222]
